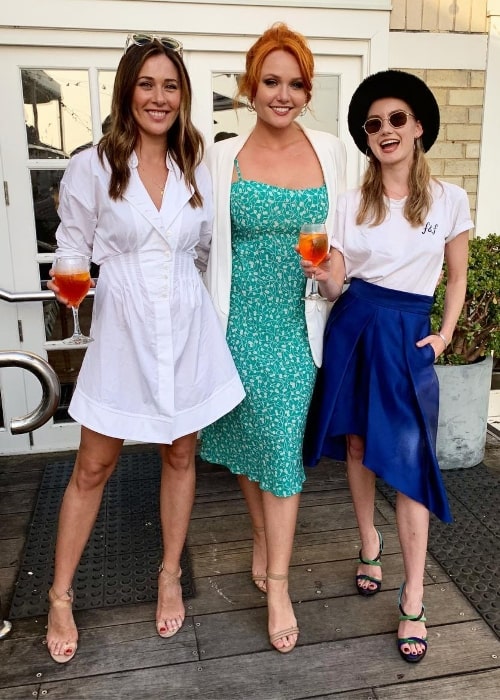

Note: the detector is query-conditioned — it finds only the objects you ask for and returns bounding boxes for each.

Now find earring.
[300,104,308,117]
[246,102,255,113]
[365,146,372,162]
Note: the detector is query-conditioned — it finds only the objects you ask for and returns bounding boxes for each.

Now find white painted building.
[0,0,498,453]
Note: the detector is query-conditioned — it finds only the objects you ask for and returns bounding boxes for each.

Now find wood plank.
[0,489,37,515]
[438,0,455,31]
[454,0,472,33]
[0,469,43,493]
[187,556,440,616]
[406,0,423,30]
[0,512,29,539]
[0,538,23,568]
[0,619,198,687]
[422,0,440,30]
[314,692,376,700]
[32,622,500,699]
[187,502,390,546]
[470,0,487,33]
[0,686,40,699]
[193,583,480,660]
[377,667,500,699]
[190,525,403,578]
[191,487,354,519]
[0,566,17,608]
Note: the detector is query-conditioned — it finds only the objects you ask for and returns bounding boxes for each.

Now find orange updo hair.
[237,23,314,106]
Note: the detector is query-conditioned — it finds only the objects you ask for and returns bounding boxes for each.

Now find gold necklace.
[138,163,167,195]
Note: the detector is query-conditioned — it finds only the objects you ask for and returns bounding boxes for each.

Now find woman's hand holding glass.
[49,254,95,344]
[297,223,331,300]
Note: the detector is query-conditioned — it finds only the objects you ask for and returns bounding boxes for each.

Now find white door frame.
[0,10,390,453]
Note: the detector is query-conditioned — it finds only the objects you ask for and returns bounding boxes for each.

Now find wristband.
[437,331,448,348]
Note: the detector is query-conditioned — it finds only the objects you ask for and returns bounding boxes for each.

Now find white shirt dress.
[55,147,244,443]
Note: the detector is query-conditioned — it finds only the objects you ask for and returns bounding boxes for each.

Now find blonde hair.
[357,138,436,227]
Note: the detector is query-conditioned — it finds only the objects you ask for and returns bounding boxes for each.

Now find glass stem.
[71,306,83,338]
[311,274,319,297]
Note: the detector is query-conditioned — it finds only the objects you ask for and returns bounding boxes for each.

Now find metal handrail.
[0,351,61,434]
[0,287,95,303]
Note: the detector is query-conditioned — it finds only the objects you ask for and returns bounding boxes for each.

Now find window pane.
[212,72,254,140]
[23,69,92,158]
[46,348,87,423]
[31,169,64,254]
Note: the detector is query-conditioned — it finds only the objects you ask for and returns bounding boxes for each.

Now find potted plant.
[431,233,500,468]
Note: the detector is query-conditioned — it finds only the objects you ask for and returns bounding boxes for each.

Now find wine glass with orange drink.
[53,254,93,344]
[298,223,329,300]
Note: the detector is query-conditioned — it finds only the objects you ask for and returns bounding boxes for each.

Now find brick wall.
[398,68,484,224]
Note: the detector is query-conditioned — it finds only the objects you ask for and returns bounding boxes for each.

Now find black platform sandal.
[397,583,428,663]
[356,529,383,596]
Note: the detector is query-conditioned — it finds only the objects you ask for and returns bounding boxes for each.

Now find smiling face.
[366,97,423,167]
[131,53,181,141]
[253,49,307,129]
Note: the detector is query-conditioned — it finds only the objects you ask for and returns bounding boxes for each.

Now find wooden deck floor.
[1,437,500,699]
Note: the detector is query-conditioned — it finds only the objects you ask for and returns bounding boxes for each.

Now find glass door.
[0,43,362,454]
[0,46,117,453]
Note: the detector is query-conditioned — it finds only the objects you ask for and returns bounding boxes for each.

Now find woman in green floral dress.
[201,23,346,652]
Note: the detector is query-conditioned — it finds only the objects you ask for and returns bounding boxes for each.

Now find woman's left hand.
[294,245,332,281]
[416,334,447,360]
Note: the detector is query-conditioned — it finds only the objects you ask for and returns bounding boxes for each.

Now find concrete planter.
[435,355,493,469]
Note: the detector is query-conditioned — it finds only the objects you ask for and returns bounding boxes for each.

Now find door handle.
[0,351,61,434]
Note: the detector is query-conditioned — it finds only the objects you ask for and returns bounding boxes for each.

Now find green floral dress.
[201,161,328,497]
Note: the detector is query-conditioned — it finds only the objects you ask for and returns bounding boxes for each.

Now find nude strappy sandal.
[46,587,78,663]
[156,564,184,638]
[266,572,299,653]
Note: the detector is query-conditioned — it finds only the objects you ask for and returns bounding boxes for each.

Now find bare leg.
[396,492,429,658]
[47,427,123,662]
[262,490,300,652]
[237,475,267,592]
[346,435,382,593]
[156,432,197,637]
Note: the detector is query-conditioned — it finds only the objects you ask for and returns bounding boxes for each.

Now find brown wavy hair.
[236,22,314,107]
[98,39,204,207]
[357,138,437,227]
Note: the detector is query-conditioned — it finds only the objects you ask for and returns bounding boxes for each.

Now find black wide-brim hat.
[348,69,440,153]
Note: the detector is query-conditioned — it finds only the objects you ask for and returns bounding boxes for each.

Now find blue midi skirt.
[303,278,452,523]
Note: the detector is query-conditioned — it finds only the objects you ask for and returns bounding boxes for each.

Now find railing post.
[0,351,61,637]
[0,351,60,434]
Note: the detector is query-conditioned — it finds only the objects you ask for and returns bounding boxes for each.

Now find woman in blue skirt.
[301,70,472,663]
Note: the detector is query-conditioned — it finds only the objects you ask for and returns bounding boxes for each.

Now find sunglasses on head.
[124,33,183,57]
[363,110,415,135]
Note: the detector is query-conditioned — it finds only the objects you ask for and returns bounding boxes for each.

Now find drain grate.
[377,463,500,639]
[9,452,195,619]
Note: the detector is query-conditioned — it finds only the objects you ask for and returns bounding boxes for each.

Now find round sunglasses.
[124,33,183,57]
[363,110,415,135]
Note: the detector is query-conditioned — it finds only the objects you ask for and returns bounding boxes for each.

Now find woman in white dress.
[46,34,244,663]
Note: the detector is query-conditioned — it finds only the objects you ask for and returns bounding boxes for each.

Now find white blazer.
[205,126,347,366]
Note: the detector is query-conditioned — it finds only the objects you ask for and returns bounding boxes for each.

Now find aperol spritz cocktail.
[53,255,93,344]
[298,223,329,300]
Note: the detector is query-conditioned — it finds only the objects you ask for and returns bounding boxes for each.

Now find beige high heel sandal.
[46,587,78,664]
[266,572,299,654]
[251,526,267,593]
[156,563,184,638]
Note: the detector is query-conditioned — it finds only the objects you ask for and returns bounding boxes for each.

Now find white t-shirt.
[332,180,473,295]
